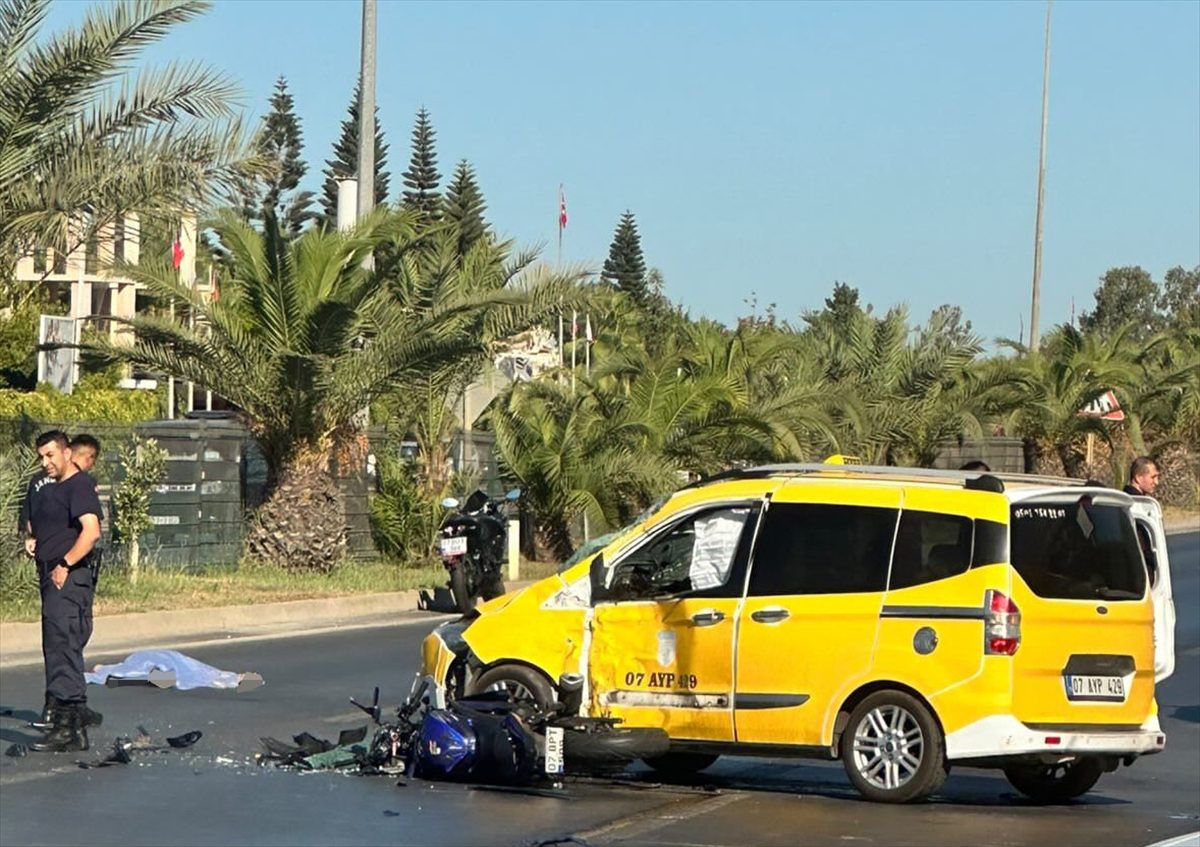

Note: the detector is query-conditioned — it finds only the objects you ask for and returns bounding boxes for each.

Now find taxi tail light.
[984,589,1021,656]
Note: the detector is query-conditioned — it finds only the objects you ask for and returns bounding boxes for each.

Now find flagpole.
[571,308,577,395]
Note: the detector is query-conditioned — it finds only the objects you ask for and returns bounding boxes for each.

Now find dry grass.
[0,556,566,623]
[0,559,450,623]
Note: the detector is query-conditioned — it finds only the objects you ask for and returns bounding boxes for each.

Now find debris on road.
[260,677,668,791]
[6,743,28,757]
[85,650,264,692]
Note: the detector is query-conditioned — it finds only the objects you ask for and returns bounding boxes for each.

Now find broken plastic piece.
[167,730,203,749]
[237,672,264,692]
[337,726,368,746]
[292,732,334,756]
[350,686,382,723]
[5,743,27,758]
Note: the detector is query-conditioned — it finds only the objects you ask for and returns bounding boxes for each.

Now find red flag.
[172,238,184,270]
[558,185,568,231]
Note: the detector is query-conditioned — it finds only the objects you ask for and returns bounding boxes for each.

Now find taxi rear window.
[1009,500,1146,601]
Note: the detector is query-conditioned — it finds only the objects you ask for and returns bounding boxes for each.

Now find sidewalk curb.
[0,582,537,670]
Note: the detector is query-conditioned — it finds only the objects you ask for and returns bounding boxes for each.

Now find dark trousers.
[39,567,94,704]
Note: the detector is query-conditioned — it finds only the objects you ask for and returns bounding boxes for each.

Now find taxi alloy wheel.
[841,690,947,803]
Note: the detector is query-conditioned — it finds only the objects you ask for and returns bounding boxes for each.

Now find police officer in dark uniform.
[25,431,103,752]
[20,433,105,733]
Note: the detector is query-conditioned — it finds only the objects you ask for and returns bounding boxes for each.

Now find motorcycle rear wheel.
[557,721,670,772]
[449,567,476,615]
[480,574,506,601]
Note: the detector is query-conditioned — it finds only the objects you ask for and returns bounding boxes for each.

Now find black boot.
[30,705,89,753]
[27,695,61,731]
[77,703,103,728]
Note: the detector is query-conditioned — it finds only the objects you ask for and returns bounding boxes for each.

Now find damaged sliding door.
[587,502,762,743]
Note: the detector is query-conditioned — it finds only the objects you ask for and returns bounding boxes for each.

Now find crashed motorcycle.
[438,488,520,614]
[300,673,670,784]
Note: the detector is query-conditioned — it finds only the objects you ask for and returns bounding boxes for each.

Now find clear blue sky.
[50,0,1200,342]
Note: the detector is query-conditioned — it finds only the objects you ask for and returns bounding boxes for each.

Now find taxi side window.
[888,510,973,590]
[747,504,897,596]
[609,506,753,600]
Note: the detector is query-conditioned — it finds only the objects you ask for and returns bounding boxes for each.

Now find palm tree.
[1,0,252,290]
[798,305,1001,466]
[1001,324,1143,477]
[83,208,575,571]
[377,227,589,552]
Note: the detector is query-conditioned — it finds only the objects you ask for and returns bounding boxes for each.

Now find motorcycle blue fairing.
[414,709,477,779]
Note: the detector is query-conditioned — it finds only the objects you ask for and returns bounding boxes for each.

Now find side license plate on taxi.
[439,537,468,556]
[1064,674,1126,702]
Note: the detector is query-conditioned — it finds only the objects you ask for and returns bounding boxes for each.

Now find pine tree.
[443,160,489,256]
[318,80,390,227]
[257,77,313,236]
[601,210,648,305]
[401,107,442,225]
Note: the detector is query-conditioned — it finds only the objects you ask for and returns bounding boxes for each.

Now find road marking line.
[572,791,744,844]
[1145,833,1200,847]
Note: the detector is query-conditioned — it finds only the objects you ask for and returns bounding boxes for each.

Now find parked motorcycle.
[438,488,520,614]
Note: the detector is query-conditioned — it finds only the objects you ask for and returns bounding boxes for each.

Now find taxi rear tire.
[841,690,948,803]
[1003,757,1104,804]
[467,664,556,710]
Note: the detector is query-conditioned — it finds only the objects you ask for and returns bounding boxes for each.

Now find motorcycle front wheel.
[449,566,476,615]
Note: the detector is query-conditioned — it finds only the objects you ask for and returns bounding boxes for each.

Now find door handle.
[751,608,790,624]
[691,609,726,627]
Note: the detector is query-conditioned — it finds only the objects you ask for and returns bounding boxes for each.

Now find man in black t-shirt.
[24,431,103,753]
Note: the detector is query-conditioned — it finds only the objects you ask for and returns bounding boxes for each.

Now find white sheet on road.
[86,650,241,690]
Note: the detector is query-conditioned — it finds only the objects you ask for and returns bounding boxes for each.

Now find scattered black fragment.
[382,810,401,817]
[78,737,134,769]
[5,743,27,758]
[260,737,302,759]
[337,726,368,746]
[0,708,13,716]
[167,730,203,749]
[292,732,333,756]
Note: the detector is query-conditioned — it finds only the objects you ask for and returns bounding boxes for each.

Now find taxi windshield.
[558,494,670,572]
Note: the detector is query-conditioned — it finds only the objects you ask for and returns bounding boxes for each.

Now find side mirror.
[506,488,521,501]
[441,497,459,509]
[589,553,610,604]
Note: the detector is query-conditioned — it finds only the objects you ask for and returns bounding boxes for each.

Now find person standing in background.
[1123,456,1160,499]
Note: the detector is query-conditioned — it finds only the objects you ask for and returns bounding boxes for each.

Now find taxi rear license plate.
[1064,674,1126,702]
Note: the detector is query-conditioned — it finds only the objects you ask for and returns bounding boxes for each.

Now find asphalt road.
[1,533,1196,847]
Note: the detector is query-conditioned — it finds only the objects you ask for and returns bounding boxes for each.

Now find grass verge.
[0,556,564,623]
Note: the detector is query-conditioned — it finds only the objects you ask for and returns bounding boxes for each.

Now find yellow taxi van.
[418,464,1176,803]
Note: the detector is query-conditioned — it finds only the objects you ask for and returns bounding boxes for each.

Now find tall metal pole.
[1029,0,1052,353]
[356,0,377,224]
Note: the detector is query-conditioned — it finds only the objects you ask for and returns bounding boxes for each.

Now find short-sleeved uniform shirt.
[18,471,54,533]
[29,471,102,569]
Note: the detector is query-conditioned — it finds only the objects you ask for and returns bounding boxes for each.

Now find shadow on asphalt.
[616,760,1131,808]
[0,706,38,725]
[1172,704,1200,723]
[418,586,458,614]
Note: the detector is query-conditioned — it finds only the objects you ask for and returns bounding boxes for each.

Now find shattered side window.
[611,506,752,599]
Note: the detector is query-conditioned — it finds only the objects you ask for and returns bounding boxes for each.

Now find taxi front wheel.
[468,664,556,710]
[840,691,948,803]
